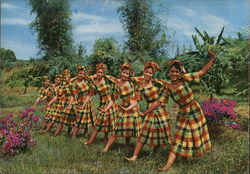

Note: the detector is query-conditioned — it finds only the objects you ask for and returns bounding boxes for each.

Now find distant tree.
[88,38,122,77]
[118,0,168,64]
[0,48,17,69]
[29,0,74,59]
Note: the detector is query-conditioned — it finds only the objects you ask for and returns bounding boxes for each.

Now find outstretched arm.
[33,97,41,108]
[198,50,216,77]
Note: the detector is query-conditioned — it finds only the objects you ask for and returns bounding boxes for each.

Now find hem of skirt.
[171,147,212,158]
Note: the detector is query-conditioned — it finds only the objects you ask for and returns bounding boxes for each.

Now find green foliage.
[29,0,74,59]
[118,0,169,64]
[177,27,233,95]
[0,48,17,69]
[87,38,123,77]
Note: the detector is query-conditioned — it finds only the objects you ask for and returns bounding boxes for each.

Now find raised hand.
[208,49,216,60]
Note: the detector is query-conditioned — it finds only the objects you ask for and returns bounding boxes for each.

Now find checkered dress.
[163,72,211,157]
[46,85,61,123]
[132,77,172,146]
[57,81,76,126]
[72,79,96,129]
[38,86,53,121]
[89,76,118,132]
[106,75,142,138]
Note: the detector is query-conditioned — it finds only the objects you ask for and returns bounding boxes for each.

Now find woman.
[44,74,62,133]
[101,63,142,152]
[83,63,118,145]
[53,69,76,136]
[33,76,52,134]
[125,61,171,161]
[144,50,215,171]
[71,65,96,138]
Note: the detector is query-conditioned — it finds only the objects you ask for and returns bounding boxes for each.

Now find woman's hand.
[98,107,108,113]
[139,111,145,116]
[118,105,128,112]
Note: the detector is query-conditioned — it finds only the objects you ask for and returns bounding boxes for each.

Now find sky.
[1,0,249,60]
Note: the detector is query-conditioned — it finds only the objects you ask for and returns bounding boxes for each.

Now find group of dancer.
[33,50,216,171]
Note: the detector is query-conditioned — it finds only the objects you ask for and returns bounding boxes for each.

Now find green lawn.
[0,88,249,174]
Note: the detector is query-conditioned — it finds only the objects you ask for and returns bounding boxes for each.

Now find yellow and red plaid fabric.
[89,76,119,132]
[165,72,211,157]
[47,85,63,123]
[132,77,172,146]
[72,79,96,129]
[105,75,142,138]
[38,86,53,121]
[57,81,76,126]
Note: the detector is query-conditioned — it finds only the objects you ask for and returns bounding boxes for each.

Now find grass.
[0,88,249,174]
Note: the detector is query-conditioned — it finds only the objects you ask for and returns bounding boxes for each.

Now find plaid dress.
[37,86,52,121]
[72,79,96,129]
[163,72,211,157]
[89,76,118,132]
[132,77,171,146]
[46,84,61,123]
[57,81,76,126]
[106,75,142,138]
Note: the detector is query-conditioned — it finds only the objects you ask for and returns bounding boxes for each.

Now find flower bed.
[0,107,39,155]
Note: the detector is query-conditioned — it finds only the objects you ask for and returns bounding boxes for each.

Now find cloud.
[75,22,122,34]
[2,40,37,60]
[2,18,31,25]
[1,3,20,9]
[72,12,107,22]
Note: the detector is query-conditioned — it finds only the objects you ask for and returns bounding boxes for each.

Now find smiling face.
[120,69,130,81]
[96,68,104,80]
[144,67,154,81]
[54,77,61,86]
[168,66,181,81]
[44,79,50,87]
[77,70,85,80]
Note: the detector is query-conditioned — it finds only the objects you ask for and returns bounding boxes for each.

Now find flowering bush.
[0,107,39,155]
[202,98,241,130]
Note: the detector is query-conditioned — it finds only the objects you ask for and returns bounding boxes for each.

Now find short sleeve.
[182,72,201,84]
[131,76,143,84]
[158,81,169,103]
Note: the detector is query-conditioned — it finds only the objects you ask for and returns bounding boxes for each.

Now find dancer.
[54,69,76,136]
[83,63,118,145]
[44,74,62,133]
[125,61,171,161]
[101,63,142,152]
[71,65,96,138]
[33,76,52,134]
[143,50,215,171]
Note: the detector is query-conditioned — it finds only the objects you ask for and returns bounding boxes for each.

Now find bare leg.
[39,121,47,134]
[103,132,108,145]
[102,135,117,152]
[158,151,176,171]
[124,140,143,161]
[72,127,79,138]
[54,123,63,136]
[83,130,98,145]
[45,122,54,133]
[67,126,72,136]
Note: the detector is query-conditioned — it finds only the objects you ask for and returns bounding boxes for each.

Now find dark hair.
[168,62,182,73]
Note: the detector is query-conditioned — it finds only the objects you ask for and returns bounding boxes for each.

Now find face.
[54,78,61,86]
[44,79,50,87]
[168,66,181,81]
[77,70,85,80]
[96,68,104,79]
[120,69,130,81]
[144,67,154,81]
[63,75,70,83]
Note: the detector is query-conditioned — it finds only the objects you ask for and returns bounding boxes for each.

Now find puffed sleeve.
[105,75,119,84]
[158,80,169,104]
[182,72,201,84]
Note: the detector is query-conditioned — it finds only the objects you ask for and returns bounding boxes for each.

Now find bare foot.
[124,156,137,162]
[82,142,89,145]
[101,149,108,153]
[39,129,44,135]
[158,164,172,171]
